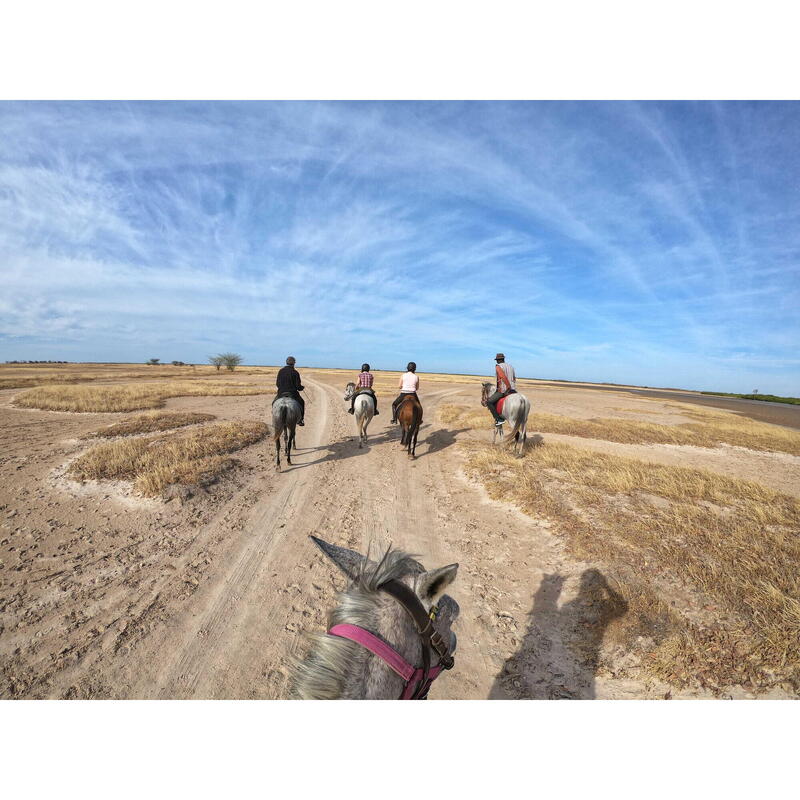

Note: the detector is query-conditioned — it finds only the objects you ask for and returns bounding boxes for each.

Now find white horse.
[481,382,531,455]
[344,382,375,448]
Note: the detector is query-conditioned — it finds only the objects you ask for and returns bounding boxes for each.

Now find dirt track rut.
[127,376,572,699]
[1,374,683,699]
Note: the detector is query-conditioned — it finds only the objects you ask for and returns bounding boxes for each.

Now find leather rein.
[328,578,455,699]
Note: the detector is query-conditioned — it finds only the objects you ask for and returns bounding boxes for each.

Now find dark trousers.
[392,392,417,419]
[350,388,377,413]
[274,391,304,420]
[486,390,506,422]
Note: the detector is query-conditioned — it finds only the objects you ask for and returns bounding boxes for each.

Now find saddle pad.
[496,395,508,416]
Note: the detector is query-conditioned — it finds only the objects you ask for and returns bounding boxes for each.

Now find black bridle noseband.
[379,578,455,699]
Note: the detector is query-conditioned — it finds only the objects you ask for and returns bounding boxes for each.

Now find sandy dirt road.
[6,371,791,699]
[128,375,573,700]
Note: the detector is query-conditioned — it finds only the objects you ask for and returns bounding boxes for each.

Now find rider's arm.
[496,364,507,392]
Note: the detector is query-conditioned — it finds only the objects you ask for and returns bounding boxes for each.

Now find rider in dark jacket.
[275,356,305,425]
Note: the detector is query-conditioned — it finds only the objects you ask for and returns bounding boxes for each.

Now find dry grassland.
[83,411,216,438]
[0,362,277,390]
[440,403,800,456]
[443,403,800,694]
[69,420,269,495]
[13,381,268,413]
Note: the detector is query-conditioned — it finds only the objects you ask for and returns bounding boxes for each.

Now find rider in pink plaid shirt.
[349,363,379,415]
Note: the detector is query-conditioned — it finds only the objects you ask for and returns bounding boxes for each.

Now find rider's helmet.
[286,356,296,365]
[407,361,417,372]
[495,353,505,362]
[361,363,370,372]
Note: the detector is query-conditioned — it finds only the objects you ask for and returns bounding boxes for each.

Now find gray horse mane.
[291,547,423,699]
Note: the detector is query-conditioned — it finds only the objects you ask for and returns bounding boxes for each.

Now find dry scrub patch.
[459,437,800,694]
[68,420,269,495]
[14,381,267,413]
[83,411,216,439]
[440,403,800,456]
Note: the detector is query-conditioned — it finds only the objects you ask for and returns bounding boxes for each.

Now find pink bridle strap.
[328,623,443,699]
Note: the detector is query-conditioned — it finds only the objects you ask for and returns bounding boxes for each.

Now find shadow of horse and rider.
[490,569,628,700]
[280,422,471,472]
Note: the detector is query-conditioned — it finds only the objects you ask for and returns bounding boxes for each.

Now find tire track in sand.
[151,380,332,698]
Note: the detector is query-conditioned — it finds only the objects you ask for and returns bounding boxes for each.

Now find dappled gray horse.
[292,536,459,699]
[344,382,375,448]
[272,394,301,469]
[481,382,531,454]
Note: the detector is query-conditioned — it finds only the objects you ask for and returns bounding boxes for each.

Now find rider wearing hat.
[275,356,305,426]
[391,361,419,423]
[348,363,379,415]
[487,353,516,427]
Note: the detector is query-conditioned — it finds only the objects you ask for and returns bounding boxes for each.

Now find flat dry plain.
[1,363,798,699]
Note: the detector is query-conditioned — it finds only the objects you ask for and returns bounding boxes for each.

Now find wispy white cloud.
[1,101,798,393]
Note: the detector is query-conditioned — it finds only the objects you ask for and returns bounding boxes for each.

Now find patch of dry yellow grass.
[13,381,267,413]
[0,362,277,390]
[69,420,269,495]
[440,403,800,456]
[461,438,800,694]
[83,411,216,438]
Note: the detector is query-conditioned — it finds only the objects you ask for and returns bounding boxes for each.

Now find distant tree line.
[142,355,243,371]
[144,359,194,367]
[5,360,70,364]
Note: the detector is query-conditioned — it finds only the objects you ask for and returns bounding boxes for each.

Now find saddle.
[495,390,516,416]
[273,391,297,403]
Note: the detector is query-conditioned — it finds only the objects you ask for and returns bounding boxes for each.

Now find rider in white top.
[392,362,420,423]
[400,371,419,392]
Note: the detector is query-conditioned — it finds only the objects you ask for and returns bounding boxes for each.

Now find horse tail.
[274,402,288,440]
[505,398,523,446]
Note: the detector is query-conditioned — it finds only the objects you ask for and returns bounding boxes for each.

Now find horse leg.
[275,432,281,470]
[285,427,293,465]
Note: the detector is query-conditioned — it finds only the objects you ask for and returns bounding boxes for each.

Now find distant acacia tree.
[146,358,160,365]
[171,360,186,366]
[219,353,243,372]
[209,355,224,371]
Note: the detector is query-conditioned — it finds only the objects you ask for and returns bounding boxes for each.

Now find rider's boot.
[298,419,305,426]
[348,407,354,414]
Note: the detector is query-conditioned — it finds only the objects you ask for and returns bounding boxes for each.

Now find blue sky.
[1,101,798,394]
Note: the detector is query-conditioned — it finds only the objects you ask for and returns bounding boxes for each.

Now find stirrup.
[494,420,505,427]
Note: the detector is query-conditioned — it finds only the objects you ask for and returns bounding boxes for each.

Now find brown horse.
[397,393,423,457]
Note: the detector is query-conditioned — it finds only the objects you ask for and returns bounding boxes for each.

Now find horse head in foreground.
[292,536,459,699]
[344,382,375,448]
[481,382,531,454]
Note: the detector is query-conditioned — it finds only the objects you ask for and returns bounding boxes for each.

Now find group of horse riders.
[272,353,517,427]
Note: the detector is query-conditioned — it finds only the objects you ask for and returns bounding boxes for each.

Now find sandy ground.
[0,372,796,699]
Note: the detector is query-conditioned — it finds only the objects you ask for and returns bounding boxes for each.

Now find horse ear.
[416,564,458,600]
[310,536,364,580]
